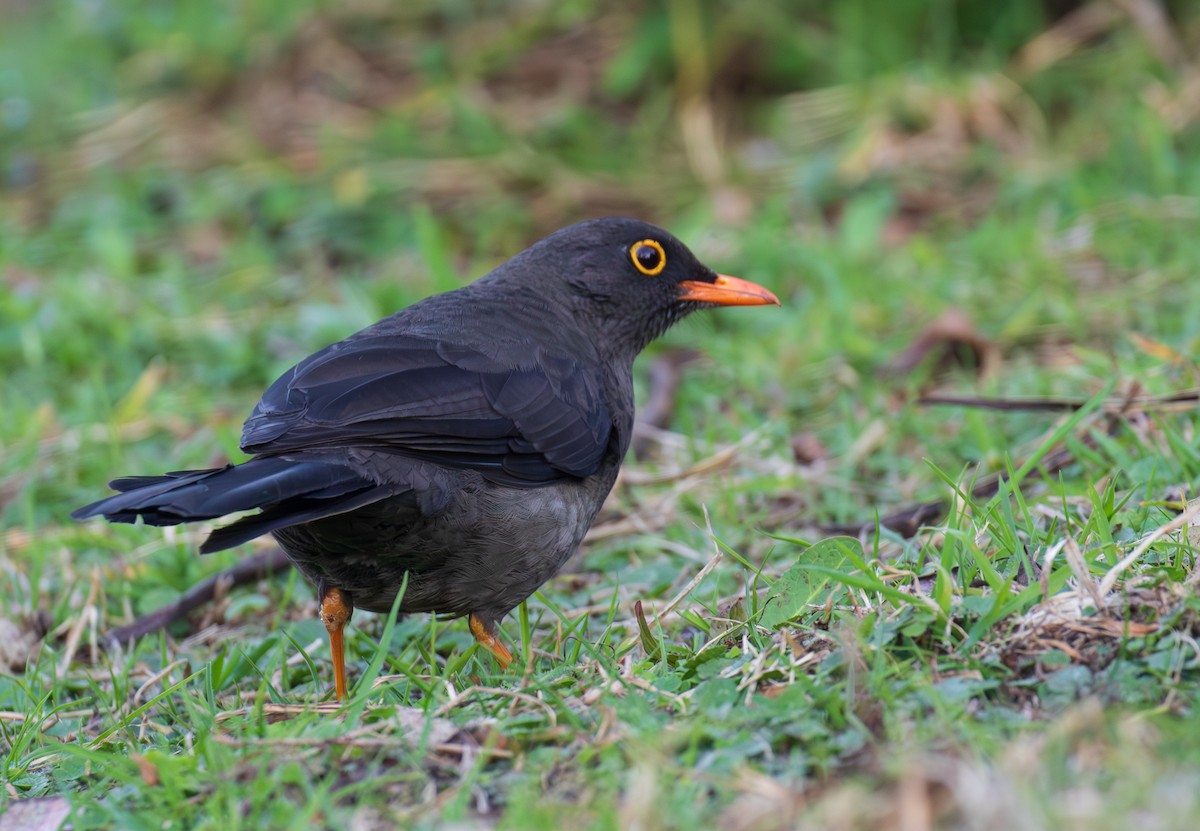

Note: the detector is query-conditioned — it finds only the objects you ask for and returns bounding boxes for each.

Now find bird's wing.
[240,333,612,485]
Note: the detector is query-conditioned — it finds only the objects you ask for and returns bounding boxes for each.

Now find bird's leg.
[468,613,513,669]
[319,586,354,700]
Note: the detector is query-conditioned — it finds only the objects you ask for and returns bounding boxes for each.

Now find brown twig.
[827,383,1200,539]
[919,389,1200,413]
[918,394,1085,412]
[816,434,1092,538]
[100,547,294,650]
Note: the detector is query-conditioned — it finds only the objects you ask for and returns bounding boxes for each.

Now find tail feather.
[72,457,391,553]
[198,485,389,553]
[73,468,232,524]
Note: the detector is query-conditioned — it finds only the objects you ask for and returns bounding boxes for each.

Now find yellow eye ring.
[629,239,666,276]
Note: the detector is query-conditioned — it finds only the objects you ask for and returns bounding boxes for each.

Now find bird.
[73,217,780,700]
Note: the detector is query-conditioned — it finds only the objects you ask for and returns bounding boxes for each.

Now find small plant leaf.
[760,537,853,629]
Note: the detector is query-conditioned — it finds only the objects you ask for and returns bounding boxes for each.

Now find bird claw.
[320,587,354,700]
[469,613,513,670]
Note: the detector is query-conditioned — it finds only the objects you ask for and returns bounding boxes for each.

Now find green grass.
[4,1,1200,828]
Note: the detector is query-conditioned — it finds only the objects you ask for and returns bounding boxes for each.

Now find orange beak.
[678,273,780,307]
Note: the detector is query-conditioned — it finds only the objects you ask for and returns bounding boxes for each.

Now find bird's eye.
[629,239,666,276]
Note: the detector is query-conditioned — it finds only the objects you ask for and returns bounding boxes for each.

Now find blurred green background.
[6,0,1200,524]
[5,1,1200,828]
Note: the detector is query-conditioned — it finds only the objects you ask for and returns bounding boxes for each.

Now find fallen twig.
[100,546,294,649]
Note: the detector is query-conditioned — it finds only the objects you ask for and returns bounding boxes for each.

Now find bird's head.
[486,217,780,360]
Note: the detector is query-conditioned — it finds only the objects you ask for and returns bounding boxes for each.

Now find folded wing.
[74,332,613,551]
[241,333,613,486]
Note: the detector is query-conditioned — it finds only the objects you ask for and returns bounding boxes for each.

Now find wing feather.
[240,334,611,484]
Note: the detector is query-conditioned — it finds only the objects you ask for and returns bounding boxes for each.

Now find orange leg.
[319,587,353,701]
[468,613,513,669]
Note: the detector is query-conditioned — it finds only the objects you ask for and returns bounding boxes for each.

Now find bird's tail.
[72,457,389,553]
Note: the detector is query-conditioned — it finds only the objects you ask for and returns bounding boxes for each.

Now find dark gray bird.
[73,217,779,699]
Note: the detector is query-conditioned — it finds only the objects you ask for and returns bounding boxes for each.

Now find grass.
[4,0,1200,828]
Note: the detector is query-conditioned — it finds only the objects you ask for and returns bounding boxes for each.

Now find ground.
[3,2,1200,829]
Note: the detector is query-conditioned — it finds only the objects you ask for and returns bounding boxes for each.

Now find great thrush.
[74,217,779,699]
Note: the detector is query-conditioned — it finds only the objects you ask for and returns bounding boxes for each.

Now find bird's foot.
[468,613,513,670]
[319,587,354,701]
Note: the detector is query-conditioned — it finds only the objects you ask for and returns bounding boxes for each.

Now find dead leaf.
[1128,332,1194,367]
[0,797,72,831]
[881,308,999,382]
[131,754,160,787]
[0,617,42,674]
[789,432,828,465]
